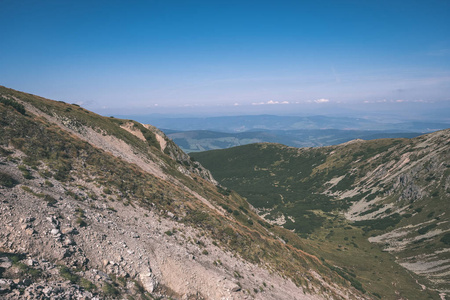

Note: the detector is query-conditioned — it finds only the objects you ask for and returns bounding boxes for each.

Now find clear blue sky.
[1,0,449,116]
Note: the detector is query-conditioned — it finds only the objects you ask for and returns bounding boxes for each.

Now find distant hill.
[164,128,422,152]
[120,114,450,133]
[192,130,450,298]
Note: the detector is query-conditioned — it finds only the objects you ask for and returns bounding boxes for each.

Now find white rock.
[25,258,35,266]
[0,257,12,269]
[139,271,158,293]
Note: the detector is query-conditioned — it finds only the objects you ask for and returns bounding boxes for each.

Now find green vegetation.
[59,265,80,283]
[354,214,402,232]
[0,252,43,279]
[0,171,17,187]
[102,282,120,296]
[0,97,26,114]
[325,263,365,293]
[193,131,449,298]
[16,262,42,278]
[440,233,450,245]
[59,266,97,292]
[417,223,437,235]
[18,165,33,179]
[20,185,58,206]
[0,146,13,157]
[80,278,97,292]
[192,142,384,234]
[2,252,26,264]
[75,208,88,227]
[43,194,57,206]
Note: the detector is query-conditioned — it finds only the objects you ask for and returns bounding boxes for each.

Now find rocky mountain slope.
[192,129,450,299]
[0,86,369,299]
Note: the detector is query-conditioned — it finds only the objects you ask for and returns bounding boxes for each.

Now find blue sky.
[1,0,449,117]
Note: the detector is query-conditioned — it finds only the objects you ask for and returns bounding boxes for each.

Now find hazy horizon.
[114,100,450,123]
[1,1,449,119]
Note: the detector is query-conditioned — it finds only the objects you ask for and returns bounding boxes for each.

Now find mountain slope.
[192,130,450,299]
[0,86,368,299]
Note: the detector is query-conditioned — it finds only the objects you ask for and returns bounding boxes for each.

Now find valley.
[192,130,450,298]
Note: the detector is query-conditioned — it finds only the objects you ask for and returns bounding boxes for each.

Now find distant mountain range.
[163,129,422,152]
[119,114,450,133]
[119,114,449,152]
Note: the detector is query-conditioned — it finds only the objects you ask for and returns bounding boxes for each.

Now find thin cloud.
[251,100,290,105]
[74,99,96,106]
[314,98,330,103]
[362,99,435,104]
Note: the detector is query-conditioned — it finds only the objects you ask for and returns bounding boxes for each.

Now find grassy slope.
[0,86,367,298]
[192,134,450,299]
[192,142,397,234]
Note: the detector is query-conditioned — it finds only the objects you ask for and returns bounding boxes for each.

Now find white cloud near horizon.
[251,100,291,105]
[362,99,435,104]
